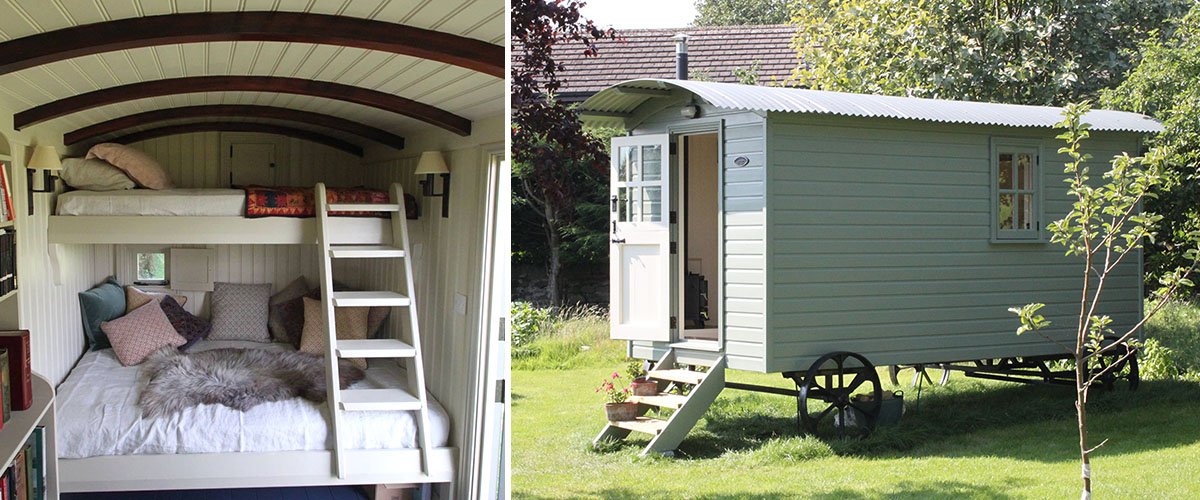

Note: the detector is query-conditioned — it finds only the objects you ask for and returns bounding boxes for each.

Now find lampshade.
[28,145,63,171]
[414,151,449,175]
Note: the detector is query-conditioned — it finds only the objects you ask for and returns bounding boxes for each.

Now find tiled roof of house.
[515,24,801,101]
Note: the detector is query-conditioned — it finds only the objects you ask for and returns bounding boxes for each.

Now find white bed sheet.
[56,340,450,459]
[56,189,247,216]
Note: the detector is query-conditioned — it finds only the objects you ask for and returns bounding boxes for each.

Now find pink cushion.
[101,300,186,366]
[86,143,174,190]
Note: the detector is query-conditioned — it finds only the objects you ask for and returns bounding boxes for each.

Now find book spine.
[0,349,9,424]
[21,444,30,500]
[31,428,42,500]
[11,449,23,500]
[0,164,13,223]
[0,333,31,411]
[2,466,9,500]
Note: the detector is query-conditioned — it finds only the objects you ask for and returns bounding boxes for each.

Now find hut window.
[991,139,1042,242]
[615,144,664,223]
[135,251,168,285]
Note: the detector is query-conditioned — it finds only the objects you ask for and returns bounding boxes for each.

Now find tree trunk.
[1076,356,1091,498]
[542,201,563,306]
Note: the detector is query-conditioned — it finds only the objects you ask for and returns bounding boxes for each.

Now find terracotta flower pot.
[630,378,658,396]
[604,402,638,421]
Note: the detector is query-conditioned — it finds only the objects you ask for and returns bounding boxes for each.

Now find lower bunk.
[55,340,453,492]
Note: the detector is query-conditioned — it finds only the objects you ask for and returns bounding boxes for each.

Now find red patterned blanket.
[243,186,417,219]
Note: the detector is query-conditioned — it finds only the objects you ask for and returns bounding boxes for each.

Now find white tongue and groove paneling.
[0,0,504,139]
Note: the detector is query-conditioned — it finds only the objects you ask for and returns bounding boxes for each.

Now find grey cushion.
[268,277,309,343]
[208,282,272,342]
[78,276,125,350]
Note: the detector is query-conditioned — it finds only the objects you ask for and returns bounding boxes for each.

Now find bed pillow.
[208,282,272,342]
[101,301,186,366]
[78,276,126,350]
[299,297,369,369]
[125,285,187,314]
[268,277,310,343]
[159,295,211,352]
[85,143,174,190]
[59,158,136,191]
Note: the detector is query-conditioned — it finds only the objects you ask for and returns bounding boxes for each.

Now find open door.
[610,134,672,342]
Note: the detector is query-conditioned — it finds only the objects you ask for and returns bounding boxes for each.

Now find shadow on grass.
[516,480,1022,500]
[592,377,1200,463]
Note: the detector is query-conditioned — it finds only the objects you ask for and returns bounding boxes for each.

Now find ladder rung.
[331,291,410,307]
[328,203,401,212]
[329,245,406,258]
[629,392,689,409]
[648,369,706,385]
[339,388,423,411]
[336,339,417,358]
[609,417,668,435]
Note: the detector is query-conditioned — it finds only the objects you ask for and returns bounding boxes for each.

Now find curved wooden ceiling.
[0,1,503,148]
[109,122,365,157]
[0,12,503,78]
[64,105,406,150]
[16,76,472,136]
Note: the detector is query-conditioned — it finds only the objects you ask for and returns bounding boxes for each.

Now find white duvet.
[55,340,450,459]
[55,188,247,216]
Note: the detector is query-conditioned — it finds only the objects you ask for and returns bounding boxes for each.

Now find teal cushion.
[78,276,125,350]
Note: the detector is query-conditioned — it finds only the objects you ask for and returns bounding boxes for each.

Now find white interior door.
[610,134,672,342]
[229,143,276,186]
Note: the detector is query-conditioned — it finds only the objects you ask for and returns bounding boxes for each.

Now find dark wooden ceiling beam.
[64,105,405,150]
[0,11,502,78]
[109,122,364,157]
[15,75,471,136]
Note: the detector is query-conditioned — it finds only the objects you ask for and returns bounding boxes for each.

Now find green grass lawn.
[512,304,1200,499]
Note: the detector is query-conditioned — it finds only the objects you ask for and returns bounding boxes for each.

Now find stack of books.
[0,427,46,500]
[0,229,14,296]
[0,162,13,224]
[0,331,32,429]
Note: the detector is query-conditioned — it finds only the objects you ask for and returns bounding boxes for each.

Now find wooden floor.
[63,486,368,500]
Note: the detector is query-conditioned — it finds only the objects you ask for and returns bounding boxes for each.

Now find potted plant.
[597,372,636,421]
[627,359,658,396]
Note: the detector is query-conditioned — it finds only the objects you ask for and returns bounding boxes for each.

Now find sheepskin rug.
[138,347,366,418]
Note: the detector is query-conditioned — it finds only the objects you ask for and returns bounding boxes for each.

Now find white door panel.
[610,134,672,342]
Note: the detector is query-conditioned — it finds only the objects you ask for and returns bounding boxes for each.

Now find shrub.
[511,301,552,358]
[1143,299,1200,376]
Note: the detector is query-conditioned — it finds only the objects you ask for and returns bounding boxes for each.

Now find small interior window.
[992,140,1042,241]
[135,252,168,285]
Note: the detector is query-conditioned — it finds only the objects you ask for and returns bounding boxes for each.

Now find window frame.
[132,247,170,287]
[990,137,1045,243]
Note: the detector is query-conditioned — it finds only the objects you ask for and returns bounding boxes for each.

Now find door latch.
[610,221,625,244]
[611,194,618,212]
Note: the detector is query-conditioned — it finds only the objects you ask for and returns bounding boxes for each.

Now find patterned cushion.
[78,276,126,350]
[268,277,310,343]
[125,285,187,314]
[208,282,272,342]
[101,301,186,366]
[159,295,211,352]
[242,186,414,218]
[368,306,390,338]
[299,297,368,369]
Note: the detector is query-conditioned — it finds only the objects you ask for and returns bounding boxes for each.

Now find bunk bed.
[49,183,452,492]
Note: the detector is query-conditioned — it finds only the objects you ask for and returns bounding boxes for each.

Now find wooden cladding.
[15,76,472,136]
[109,123,365,157]
[0,11,503,78]
[65,105,405,151]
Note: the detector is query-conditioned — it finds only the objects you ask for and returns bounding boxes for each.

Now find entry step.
[648,369,706,385]
[629,393,688,409]
[609,417,668,435]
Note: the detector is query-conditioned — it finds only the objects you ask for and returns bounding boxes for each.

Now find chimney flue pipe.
[673,34,690,80]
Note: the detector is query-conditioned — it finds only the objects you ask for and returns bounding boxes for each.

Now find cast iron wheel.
[798,351,882,439]
[1091,337,1139,391]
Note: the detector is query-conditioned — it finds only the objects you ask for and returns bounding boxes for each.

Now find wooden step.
[329,245,406,259]
[328,203,401,212]
[648,369,706,385]
[339,388,422,411]
[629,393,689,409]
[331,291,410,307]
[609,417,668,435]
[336,339,416,358]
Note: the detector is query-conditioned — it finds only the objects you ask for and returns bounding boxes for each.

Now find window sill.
[133,281,170,289]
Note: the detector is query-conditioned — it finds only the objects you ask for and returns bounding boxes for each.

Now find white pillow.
[59,158,136,191]
[86,143,174,190]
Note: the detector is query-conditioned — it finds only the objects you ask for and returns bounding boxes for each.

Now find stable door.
[609,134,672,342]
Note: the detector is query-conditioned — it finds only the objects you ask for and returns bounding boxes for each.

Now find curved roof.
[580,79,1163,133]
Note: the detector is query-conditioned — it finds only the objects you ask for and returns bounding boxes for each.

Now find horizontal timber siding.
[764,113,1144,373]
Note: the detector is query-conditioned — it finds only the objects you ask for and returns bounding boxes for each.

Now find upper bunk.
[47,184,402,246]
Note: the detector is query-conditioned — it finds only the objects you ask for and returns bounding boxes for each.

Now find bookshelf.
[0,373,56,500]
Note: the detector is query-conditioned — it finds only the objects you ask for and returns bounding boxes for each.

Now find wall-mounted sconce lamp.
[27,145,62,216]
[415,151,451,218]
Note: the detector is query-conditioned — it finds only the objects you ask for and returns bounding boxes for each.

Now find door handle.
[610,195,618,212]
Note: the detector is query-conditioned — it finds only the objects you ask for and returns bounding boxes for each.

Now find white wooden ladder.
[315,182,433,479]
[593,348,726,457]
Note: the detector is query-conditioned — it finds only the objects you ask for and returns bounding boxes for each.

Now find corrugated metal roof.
[580,79,1164,133]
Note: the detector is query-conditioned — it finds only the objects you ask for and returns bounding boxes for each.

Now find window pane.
[137,253,165,281]
[641,145,662,181]
[629,188,641,221]
[998,194,1013,230]
[1018,194,1033,230]
[1018,153,1032,190]
[618,146,634,182]
[998,153,1013,190]
[618,187,630,222]
[643,186,662,221]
